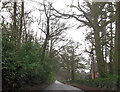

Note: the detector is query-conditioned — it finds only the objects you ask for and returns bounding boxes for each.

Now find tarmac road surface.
[45,80,84,92]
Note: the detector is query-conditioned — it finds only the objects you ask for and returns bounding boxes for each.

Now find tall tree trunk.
[12,2,17,42]
[101,14,107,63]
[49,39,53,58]
[23,19,28,43]
[117,2,120,90]
[109,22,113,74]
[71,67,75,81]
[113,2,120,90]
[91,3,106,78]
[116,1,120,77]
[91,45,95,79]
[71,49,75,81]
[18,2,24,49]
[113,2,119,75]
[93,15,106,77]
[94,27,106,77]
[41,17,50,64]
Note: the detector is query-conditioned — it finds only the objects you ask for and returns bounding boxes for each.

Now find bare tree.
[35,0,71,64]
[53,1,115,77]
[18,2,24,49]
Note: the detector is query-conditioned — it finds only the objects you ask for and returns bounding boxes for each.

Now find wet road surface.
[45,80,84,92]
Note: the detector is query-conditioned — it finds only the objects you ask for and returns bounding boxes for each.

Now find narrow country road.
[45,80,84,91]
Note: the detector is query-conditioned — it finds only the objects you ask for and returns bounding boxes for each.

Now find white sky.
[25,0,89,49]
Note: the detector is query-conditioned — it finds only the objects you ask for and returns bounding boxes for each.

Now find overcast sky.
[24,0,90,51]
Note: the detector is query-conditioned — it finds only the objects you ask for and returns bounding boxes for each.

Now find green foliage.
[71,75,118,90]
[2,33,55,90]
